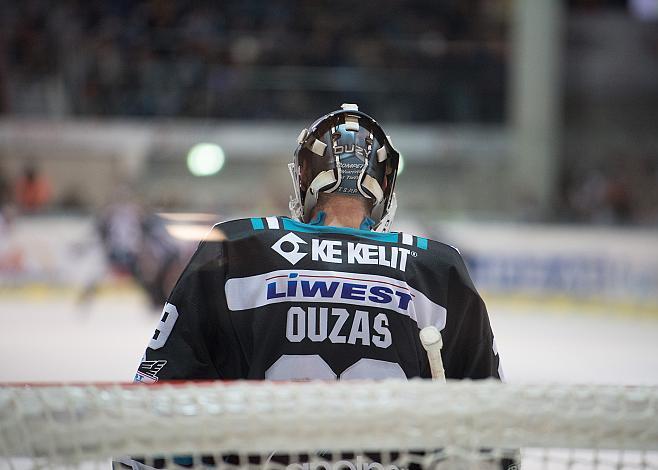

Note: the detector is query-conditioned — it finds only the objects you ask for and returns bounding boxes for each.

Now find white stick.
[419,326,446,382]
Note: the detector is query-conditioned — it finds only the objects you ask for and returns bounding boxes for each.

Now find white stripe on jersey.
[266,217,280,229]
[401,233,413,245]
[225,269,447,331]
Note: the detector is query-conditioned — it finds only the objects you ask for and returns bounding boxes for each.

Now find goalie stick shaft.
[419,326,446,382]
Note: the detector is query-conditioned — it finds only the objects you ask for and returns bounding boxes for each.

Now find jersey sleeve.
[135,228,228,382]
[444,251,503,380]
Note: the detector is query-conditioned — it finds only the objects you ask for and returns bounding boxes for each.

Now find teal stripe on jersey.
[250,218,265,230]
[281,218,399,243]
[417,237,428,250]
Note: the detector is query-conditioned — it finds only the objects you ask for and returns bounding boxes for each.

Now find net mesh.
[1,379,657,470]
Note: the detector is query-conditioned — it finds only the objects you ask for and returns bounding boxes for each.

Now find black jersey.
[135,216,502,383]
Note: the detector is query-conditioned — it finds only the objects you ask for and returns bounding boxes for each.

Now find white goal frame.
[1,379,657,468]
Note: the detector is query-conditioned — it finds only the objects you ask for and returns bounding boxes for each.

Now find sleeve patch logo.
[134,360,167,383]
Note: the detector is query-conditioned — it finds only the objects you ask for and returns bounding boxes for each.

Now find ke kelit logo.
[271,232,414,271]
[271,232,308,265]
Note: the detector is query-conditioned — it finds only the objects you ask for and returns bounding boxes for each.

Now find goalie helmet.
[289,103,400,232]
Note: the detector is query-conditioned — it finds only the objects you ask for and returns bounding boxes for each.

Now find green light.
[186,143,225,177]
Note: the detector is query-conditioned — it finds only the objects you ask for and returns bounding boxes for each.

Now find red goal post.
[1,379,657,469]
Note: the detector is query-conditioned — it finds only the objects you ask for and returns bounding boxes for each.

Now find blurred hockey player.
[125,104,510,469]
[97,194,143,278]
[81,189,181,308]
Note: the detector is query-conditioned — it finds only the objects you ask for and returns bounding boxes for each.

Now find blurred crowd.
[0,0,507,122]
[1,156,656,226]
[0,0,656,227]
[0,164,52,220]
[559,154,658,226]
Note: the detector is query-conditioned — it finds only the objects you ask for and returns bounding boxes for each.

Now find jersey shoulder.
[415,235,476,290]
[421,237,465,267]
[209,216,287,242]
[189,216,283,269]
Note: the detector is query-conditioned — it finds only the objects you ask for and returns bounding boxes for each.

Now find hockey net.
[1,380,657,470]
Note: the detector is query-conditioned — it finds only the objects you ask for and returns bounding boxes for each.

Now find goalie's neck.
[308,195,374,230]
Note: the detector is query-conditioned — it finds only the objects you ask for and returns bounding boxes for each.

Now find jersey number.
[265,355,406,380]
[149,303,179,350]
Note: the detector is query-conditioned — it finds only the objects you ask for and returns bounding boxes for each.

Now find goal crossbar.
[1,379,657,465]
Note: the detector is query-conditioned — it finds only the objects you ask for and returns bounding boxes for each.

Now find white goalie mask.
[288,103,400,232]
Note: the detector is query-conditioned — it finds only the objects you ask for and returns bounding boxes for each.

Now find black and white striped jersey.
[135,216,503,383]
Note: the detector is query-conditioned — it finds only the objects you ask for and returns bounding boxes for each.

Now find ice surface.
[1,291,657,385]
